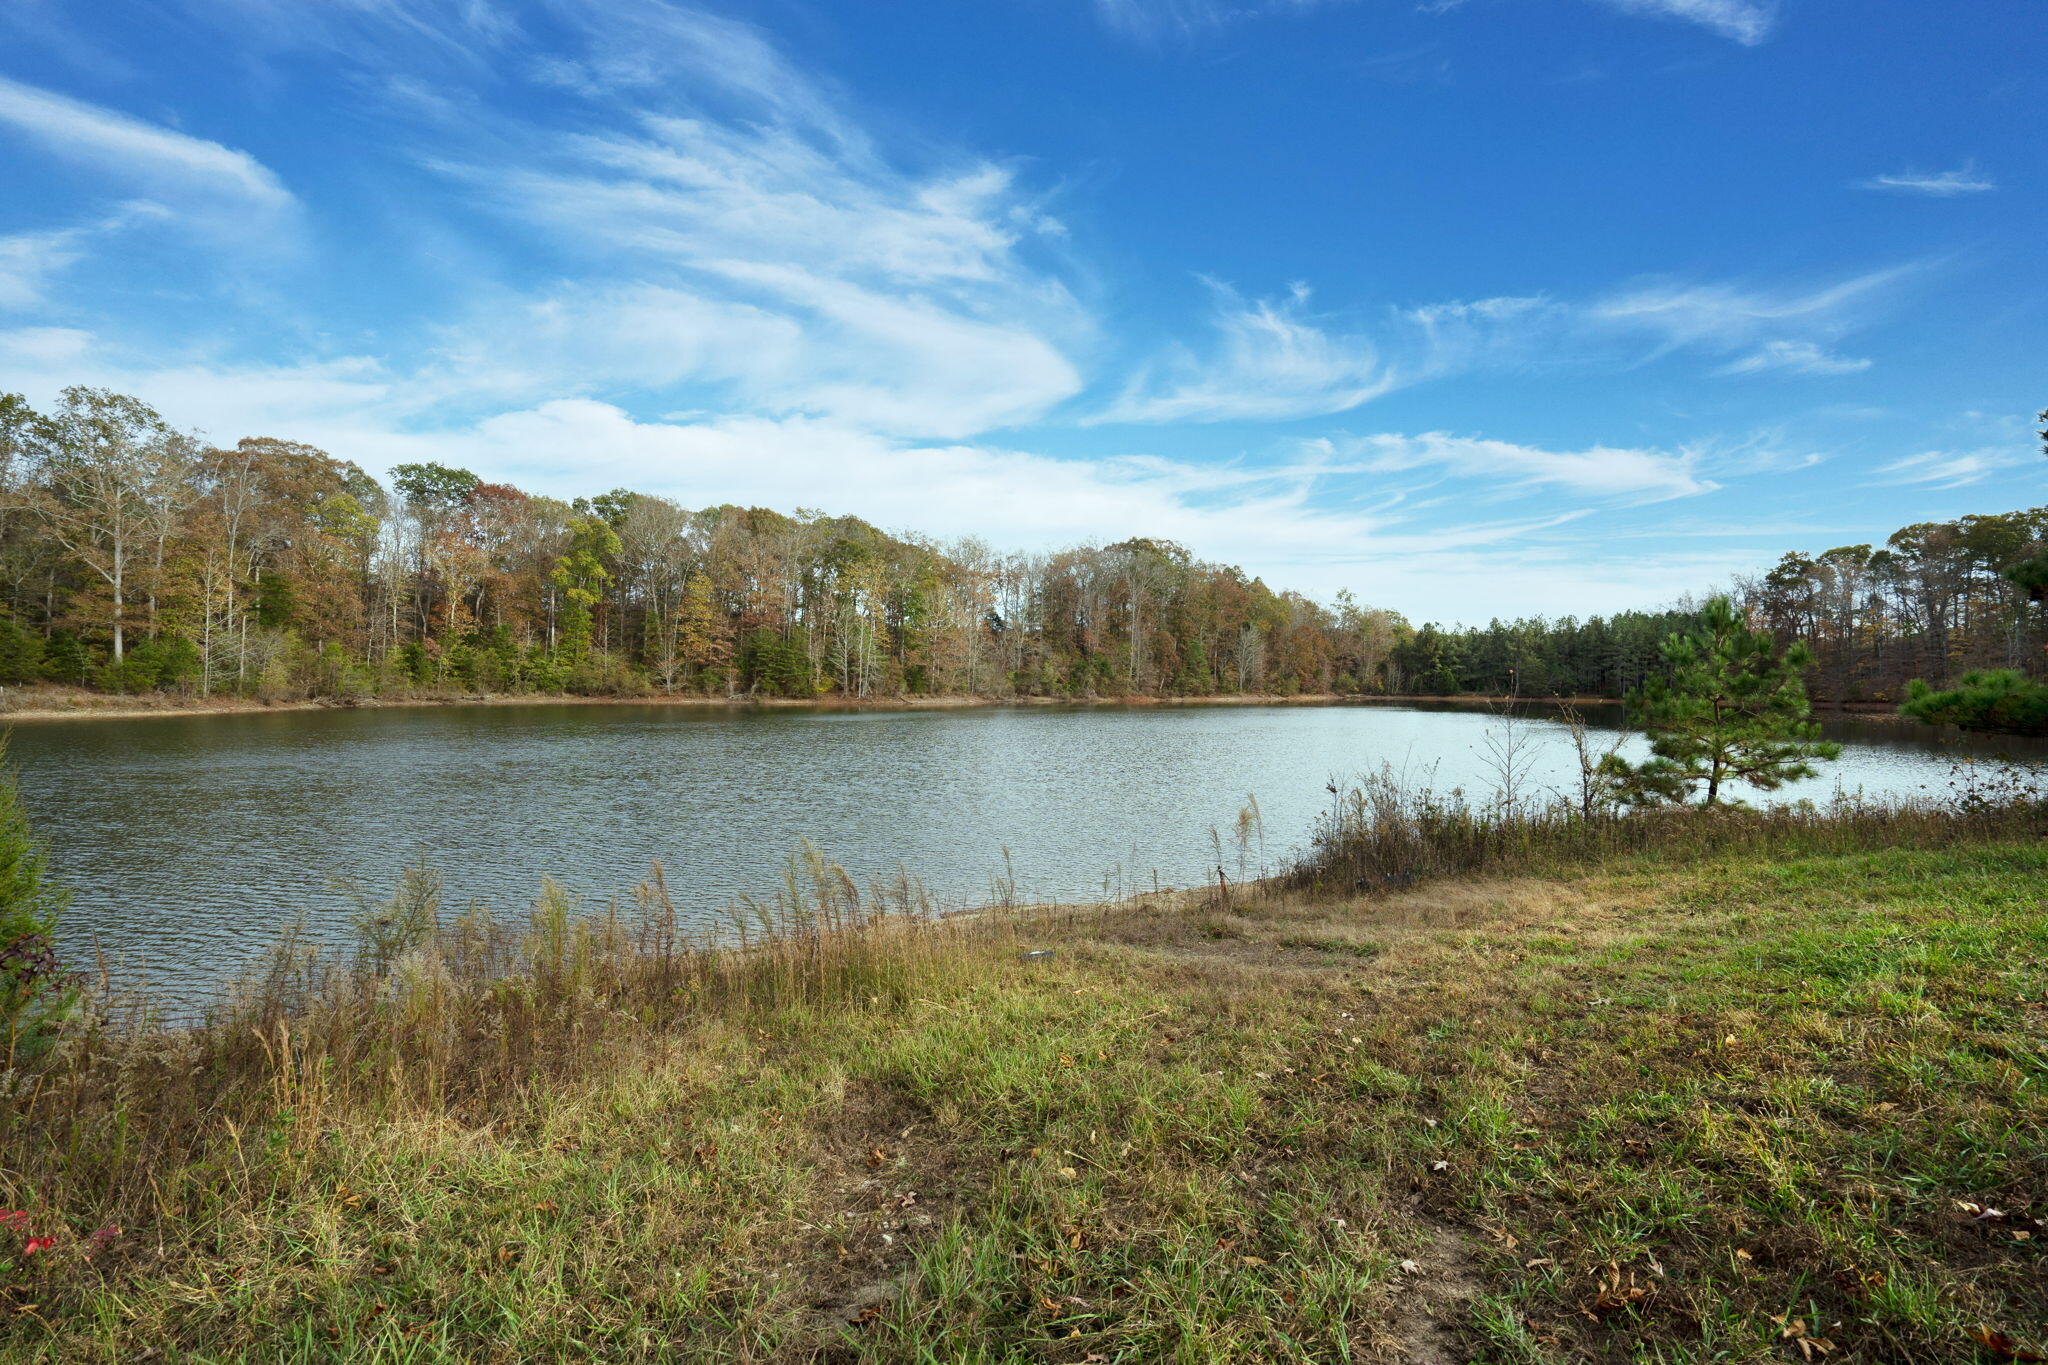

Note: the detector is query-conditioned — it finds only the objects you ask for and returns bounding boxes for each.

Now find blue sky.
[0,0,2041,623]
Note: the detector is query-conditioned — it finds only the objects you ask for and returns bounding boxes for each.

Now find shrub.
[1902,669,2048,736]
[0,621,45,685]
[0,741,73,1060]
[40,631,91,686]
[1285,764,2047,895]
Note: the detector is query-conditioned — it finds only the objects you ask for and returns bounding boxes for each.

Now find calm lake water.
[13,700,2042,995]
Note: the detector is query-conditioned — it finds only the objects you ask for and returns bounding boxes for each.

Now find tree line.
[1,385,2040,705]
[1407,501,2047,704]
[0,387,1416,700]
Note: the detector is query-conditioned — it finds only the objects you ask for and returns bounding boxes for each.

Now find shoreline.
[0,685,1909,725]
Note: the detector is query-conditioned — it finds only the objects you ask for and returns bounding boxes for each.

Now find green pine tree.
[1901,669,2048,736]
[41,631,90,686]
[1604,596,1841,807]
[0,621,46,686]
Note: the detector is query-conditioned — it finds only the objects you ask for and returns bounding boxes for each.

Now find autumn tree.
[14,388,194,662]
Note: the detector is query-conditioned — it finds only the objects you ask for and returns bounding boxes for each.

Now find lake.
[13,699,2040,996]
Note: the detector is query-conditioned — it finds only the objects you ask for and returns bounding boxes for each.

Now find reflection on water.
[13,700,2041,995]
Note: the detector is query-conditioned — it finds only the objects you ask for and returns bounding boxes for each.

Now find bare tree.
[1556,702,1629,818]
[17,388,187,662]
[1475,701,1542,814]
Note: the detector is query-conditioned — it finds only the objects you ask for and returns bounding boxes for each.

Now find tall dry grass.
[1284,757,2048,893]
[3,843,1019,1247]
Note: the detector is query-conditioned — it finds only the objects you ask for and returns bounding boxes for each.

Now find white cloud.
[1312,431,1715,503]
[0,325,98,369]
[1589,0,1775,44]
[0,75,296,225]
[1104,0,1777,46]
[1716,339,1872,377]
[0,226,86,312]
[0,202,171,310]
[1093,283,1398,424]
[7,3,1085,441]
[1095,264,1908,425]
[1859,164,1996,196]
[1589,266,1908,366]
[1870,448,2029,489]
[1090,0,1344,39]
[1411,269,1910,364]
[1590,269,1906,351]
[404,16,1089,440]
[526,2,859,146]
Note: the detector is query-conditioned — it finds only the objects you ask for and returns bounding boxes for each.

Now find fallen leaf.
[1972,1326,2048,1362]
[1962,1202,2047,1236]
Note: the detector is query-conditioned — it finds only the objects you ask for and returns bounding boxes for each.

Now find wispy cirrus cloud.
[1588,267,1909,352]
[1870,448,2030,489]
[1098,0,1776,43]
[1859,164,1996,196]
[1308,430,1715,503]
[446,113,1086,437]
[153,0,1089,440]
[0,224,91,312]
[0,75,296,229]
[1090,282,1396,425]
[1103,264,1908,425]
[1716,339,1871,377]
[1090,0,1344,40]
[0,202,171,310]
[1587,0,1776,44]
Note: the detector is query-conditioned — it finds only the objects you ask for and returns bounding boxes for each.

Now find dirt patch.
[804,1082,955,1348]
[1383,1217,1486,1364]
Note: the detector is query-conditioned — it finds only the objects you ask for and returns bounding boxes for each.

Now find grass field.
[2,824,2045,1362]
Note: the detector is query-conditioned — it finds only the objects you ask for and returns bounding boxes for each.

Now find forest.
[2,385,2043,704]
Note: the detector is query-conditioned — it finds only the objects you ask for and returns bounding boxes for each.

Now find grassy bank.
[3,805,2046,1362]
